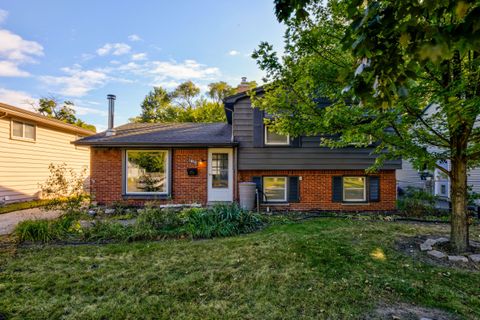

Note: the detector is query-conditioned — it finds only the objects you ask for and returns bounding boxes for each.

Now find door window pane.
[12,121,23,137]
[212,153,228,188]
[263,177,287,202]
[343,177,366,201]
[24,124,35,139]
[126,150,168,193]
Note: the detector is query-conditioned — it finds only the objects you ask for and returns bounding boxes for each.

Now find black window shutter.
[252,108,264,147]
[291,136,301,147]
[252,176,263,203]
[288,176,300,202]
[369,176,380,202]
[332,176,343,202]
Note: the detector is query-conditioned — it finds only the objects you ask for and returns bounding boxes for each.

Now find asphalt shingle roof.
[74,122,234,146]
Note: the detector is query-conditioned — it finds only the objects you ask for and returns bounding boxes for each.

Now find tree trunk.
[450,157,469,253]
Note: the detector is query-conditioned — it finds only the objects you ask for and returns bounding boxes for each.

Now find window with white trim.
[125,150,169,194]
[264,125,289,145]
[11,120,36,141]
[343,177,366,202]
[263,177,287,202]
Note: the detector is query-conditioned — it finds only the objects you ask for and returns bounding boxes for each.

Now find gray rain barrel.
[239,182,257,210]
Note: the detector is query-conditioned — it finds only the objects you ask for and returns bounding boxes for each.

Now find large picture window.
[264,126,289,145]
[263,177,287,202]
[126,150,169,194]
[343,177,366,202]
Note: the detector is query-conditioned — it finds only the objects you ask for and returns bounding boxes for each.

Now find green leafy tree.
[254,0,480,252]
[172,80,201,109]
[207,81,236,105]
[136,81,230,123]
[36,98,96,132]
[139,87,179,123]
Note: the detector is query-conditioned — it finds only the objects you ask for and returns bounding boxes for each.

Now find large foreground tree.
[254,0,480,252]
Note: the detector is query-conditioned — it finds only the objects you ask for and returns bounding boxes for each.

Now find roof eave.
[0,103,95,136]
[74,141,239,148]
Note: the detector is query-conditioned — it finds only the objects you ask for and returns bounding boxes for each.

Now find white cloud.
[128,34,142,42]
[131,53,147,61]
[0,9,8,24]
[0,88,36,108]
[0,29,43,77]
[0,29,44,62]
[150,59,220,81]
[96,43,131,56]
[228,50,240,56]
[40,65,108,97]
[0,60,30,77]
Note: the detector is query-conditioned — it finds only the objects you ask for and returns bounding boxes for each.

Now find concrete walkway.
[0,208,62,235]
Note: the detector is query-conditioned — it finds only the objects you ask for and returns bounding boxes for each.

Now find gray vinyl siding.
[233,97,402,170]
[238,147,401,170]
[396,160,425,190]
[232,99,253,147]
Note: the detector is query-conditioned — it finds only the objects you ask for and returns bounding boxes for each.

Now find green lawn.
[1,219,479,319]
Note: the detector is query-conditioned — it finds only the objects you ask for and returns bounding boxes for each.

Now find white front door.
[208,148,233,202]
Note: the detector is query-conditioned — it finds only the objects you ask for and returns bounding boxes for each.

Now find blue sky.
[0,1,285,130]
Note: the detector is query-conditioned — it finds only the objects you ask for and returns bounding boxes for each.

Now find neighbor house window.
[126,150,169,194]
[11,120,36,141]
[263,177,287,202]
[264,125,289,145]
[343,177,366,202]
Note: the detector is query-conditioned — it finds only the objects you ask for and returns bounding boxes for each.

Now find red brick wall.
[90,148,207,205]
[238,170,397,211]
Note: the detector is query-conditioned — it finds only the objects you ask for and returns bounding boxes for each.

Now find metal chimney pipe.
[106,94,116,136]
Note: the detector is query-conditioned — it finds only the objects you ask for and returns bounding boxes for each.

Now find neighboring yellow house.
[0,102,94,204]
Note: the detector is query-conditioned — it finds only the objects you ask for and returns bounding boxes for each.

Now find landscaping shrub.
[15,203,263,244]
[82,221,133,242]
[397,187,438,217]
[182,203,263,238]
[14,215,75,243]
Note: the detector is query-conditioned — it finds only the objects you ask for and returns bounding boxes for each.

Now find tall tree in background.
[172,80,201,109]
[36,97,96,132]
[136,81,229,123]
[255,0,480,253]
[207,81,236,105]
[138,87,179,123]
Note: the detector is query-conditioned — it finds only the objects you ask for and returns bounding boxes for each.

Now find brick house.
[75,87,401,211]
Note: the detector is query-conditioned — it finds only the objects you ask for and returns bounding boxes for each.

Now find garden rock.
[420,242,432,251]
[433,237,449,245]
[88,210,96,217]
[469,254,480,263]
[448,255,468,263]
[104,208,115,215]
[427,250,446,259]
[79,220,94,229]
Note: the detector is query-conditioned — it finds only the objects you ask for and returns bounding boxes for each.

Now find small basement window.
[125,150,169,194]
[264,125,289,145]
[263,177,287,202]
[343,177,366,202]
[11,120,36,141]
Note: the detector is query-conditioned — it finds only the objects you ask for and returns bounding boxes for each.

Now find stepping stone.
[433,237,449,245]
[424,238,437,246]
[427,250,446,259]
[469,254,480,263]
[420,243,433,251]
[448,255,468,263]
